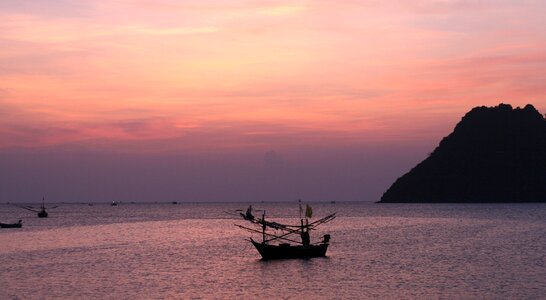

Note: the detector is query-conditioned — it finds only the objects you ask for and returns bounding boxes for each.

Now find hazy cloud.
[263,150,284,167]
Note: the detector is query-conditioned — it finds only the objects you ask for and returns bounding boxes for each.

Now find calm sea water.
[1,202,545,299]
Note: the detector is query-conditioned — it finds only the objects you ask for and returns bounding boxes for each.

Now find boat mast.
[300,217,308,246]
[299,199,306,245]
[262,210,266,243]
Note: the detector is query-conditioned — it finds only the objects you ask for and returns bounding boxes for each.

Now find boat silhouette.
[0,220,22,228]
[16,197,57,218]
[236,203,335,260]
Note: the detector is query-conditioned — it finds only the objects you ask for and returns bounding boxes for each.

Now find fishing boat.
[236,203,335,260]
[38,203,48,218]
[16,197,56,218]
[0,220,22,228]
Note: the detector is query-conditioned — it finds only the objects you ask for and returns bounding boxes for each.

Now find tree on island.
[379,103,546,203]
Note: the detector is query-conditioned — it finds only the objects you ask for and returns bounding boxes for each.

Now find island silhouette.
[380,103,546,203]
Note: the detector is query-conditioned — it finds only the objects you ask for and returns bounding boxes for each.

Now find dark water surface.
[1,202,545,299]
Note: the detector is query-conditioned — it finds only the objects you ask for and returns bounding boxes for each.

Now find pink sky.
[1,1,545,202]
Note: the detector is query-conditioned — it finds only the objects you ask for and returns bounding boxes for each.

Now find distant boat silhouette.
[111,201,118,206]
[0,220,22,228]
[38,206,48,218]
[16,197,57,218]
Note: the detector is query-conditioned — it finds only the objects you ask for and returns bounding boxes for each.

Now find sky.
[1,0,545,202]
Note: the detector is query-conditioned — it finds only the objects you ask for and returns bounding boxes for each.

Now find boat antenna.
[262,210,266,243]
[298,199,303,219]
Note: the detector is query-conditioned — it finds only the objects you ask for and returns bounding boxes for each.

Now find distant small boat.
[0,220,22,228]
[16,197,56,218]
[38,208,48,218]
[172,201,178,205]
[111,201,118,206]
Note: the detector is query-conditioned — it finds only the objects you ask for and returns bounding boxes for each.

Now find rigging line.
[235,224,303,244]
[254,213,336,229]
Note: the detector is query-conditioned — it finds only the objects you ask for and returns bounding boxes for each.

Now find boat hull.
[250,239,329,260]
[0,223,22,228]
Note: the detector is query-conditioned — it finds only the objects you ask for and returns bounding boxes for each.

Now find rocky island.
[379,104,546,203]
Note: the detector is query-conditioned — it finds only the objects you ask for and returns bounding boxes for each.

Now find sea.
[1,202,545,299]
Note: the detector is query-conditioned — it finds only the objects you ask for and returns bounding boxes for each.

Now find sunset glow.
[1,1,546,202]
[2,0,545,152]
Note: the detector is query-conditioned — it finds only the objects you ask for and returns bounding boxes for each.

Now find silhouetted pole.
[262,211,266,243]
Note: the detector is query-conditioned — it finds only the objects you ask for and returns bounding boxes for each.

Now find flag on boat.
[305,204,313,218]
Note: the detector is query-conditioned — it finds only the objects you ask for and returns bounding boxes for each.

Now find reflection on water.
[1,202,545,299]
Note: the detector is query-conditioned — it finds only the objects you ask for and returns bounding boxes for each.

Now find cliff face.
[380,104,546,203]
